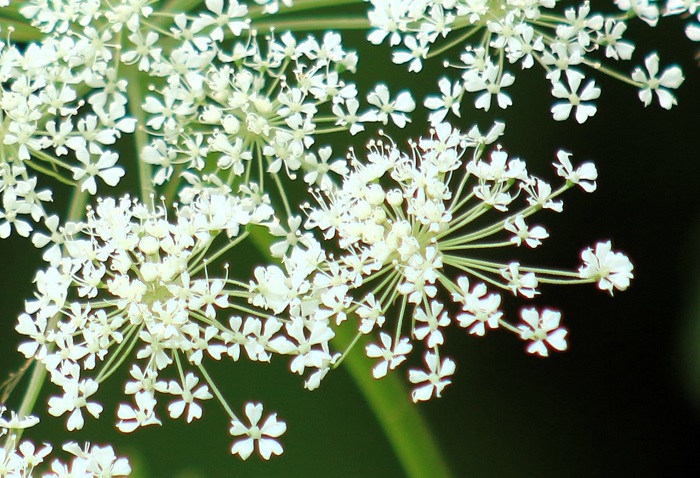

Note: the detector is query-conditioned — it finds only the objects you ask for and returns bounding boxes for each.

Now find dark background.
[1,8,699,478]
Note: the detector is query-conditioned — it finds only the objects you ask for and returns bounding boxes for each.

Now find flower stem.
[123,64,154,201]
[250,0,364,17]
[333,324,455,478]
[251,15,369,32]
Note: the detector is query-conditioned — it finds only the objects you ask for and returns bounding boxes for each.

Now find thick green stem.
[333,325,455,478]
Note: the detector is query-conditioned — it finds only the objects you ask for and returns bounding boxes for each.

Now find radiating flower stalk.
[0,0,693,476]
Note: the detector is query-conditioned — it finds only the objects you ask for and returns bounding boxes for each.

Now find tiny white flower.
[631,53,684,110]
[579,241,634,294]
[230,403,286,460]
[518,308,568,357]
[408,351,456,402]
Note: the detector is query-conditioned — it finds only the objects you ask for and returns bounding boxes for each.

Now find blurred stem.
[248,0,363,18]
[0,16,44,42]
[333,325,455,478]
[123,64,154,201]
[251,15,369,32]
[246,227,454,478]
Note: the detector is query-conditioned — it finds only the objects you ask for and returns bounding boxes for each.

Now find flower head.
[256,122,635,400]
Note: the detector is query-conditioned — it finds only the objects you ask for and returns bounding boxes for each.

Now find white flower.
[47,375,103,431]
[631,53,684,110]
[408,351,456,402]
[413,301,451,348]
[550,70,600,123]
[424,77,462,126]
[464,62,515,111]
[518,308,568,357]
[0,409,40,430]
[230,403,286,460]
[554,150,597,193]
[165,373,213,423]
[363,84,416,127]
[615,0,659,26]
[71,149,125,195]
[505,215,549,248]
[579,241,634,294]
[365,332,413,378]
[117,392,162,433]
[452,276,503,337]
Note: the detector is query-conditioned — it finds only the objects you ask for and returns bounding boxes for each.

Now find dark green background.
[2,10,700,478]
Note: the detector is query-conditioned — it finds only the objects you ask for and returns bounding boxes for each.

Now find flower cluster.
[0,32,132,241]
[246,122,634,401]
[16,188,291,458]
[17,0,414,195]
[0,0,687,468]
[366,0,685,123]
[0,407,131,477]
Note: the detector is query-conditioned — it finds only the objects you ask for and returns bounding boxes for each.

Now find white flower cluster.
[366,0,685,123]
[140,28,366,186]
[18,0,414,193]
[0,35,133,240]
[16,188,294,457]
[2,0,683,466]
[0,407,131,477]
[244,122,634,402]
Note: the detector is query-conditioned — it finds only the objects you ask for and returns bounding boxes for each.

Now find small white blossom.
[408,351,456,402]
[518,308,568,357]
[631,53,684,110]
[579,241,634,294]
[230,403,287,460]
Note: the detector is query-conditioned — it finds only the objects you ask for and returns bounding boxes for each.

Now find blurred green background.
[1,8,700,478]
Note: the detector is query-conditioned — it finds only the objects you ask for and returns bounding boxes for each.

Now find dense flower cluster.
[0,33,132,240]
[0,0,690,468]
[17,0,414,194]
[16,188,292,457]
[366,0,685,123]
[246,122,634,401]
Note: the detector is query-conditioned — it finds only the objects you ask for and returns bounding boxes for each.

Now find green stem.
[251,15,369,32]
[333,325,455,478]
[124,65,154,201]
[250,0,363,17]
